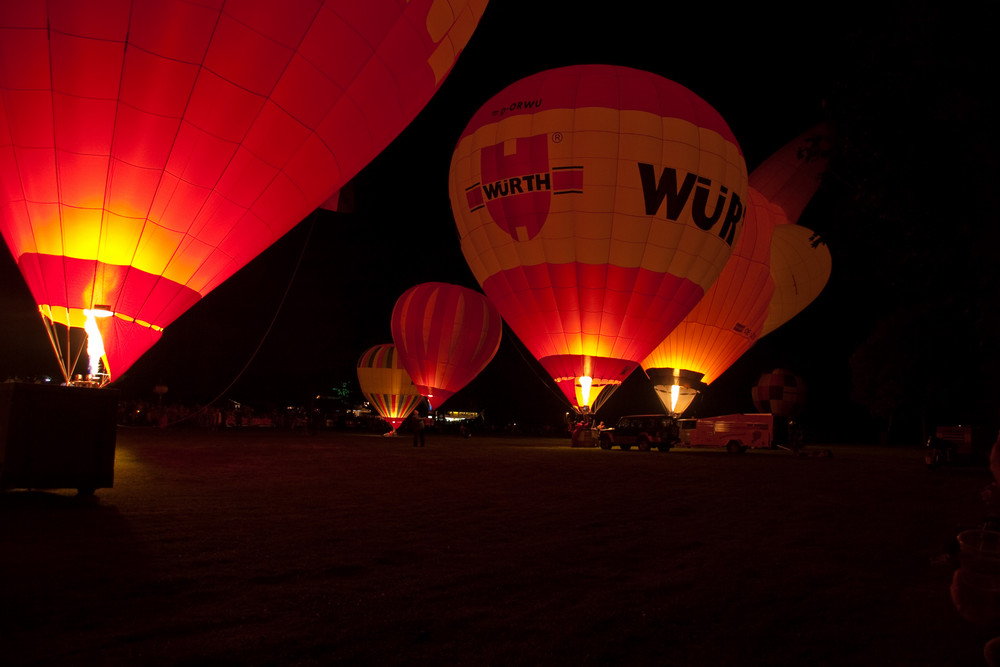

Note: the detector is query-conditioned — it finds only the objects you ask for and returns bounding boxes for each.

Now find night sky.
[1,2,990,440]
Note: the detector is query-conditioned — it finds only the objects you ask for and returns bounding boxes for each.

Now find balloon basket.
[0,383,118,496]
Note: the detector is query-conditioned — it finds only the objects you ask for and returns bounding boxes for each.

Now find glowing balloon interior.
[390,282,502,410]
[449,64,748,413]
[0,0,487,383]
[356,344,424,432]
[642,187,776,414]
[640,125,831,415]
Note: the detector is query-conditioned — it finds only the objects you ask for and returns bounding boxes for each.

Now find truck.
[676,413,777,454]
[598,414,680,452]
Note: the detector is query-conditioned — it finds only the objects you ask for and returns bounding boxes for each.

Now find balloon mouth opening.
[577,375,593,409]
[79,306,115,386]
[645,368,706,416]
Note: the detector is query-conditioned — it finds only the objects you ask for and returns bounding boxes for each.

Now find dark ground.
[1,429,997,665]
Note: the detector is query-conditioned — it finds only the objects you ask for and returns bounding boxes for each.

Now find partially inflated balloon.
[756,124,832,336]
[642,187,776,414]
[761,225,831,337]
[641,125,831,414]
[749,123,829,225]
[390,282,502,410]
[0,0,487,383]
[357,344,424,432]
[449,65,748,412]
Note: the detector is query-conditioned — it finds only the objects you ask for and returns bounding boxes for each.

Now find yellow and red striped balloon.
[449,65,747,412]
[356,344,424,432]
[0,0,487,383]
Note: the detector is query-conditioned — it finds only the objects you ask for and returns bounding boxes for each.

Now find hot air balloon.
[642,187,776,415]
[390,282,502,410]
[448,65,748,413]
[640,125,831,415]
[0,0,487,385]
[356,344,424,433]
[752,368,807,417]
[753,123,832,337]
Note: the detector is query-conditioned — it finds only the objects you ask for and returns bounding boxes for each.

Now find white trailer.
[677,413,776,453]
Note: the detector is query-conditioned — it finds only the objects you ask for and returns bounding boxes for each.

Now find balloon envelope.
[390,282,502,410]
[752,368,807,417]
[356,344,424,431]
[449,64,748,412]
[0,0,487,382]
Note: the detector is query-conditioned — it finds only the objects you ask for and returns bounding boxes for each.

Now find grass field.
[2,428,997,665]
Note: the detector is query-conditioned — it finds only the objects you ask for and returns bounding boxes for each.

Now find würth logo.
[464,134,582,242]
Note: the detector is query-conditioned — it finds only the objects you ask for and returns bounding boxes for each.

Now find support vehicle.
[677,413,776,454]
[598,414,680,452]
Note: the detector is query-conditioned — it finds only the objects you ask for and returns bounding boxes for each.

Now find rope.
[155,211,319,427]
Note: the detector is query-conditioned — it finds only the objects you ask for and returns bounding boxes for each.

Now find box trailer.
[677,413,776,454]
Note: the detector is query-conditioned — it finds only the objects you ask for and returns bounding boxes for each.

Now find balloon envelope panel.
[762,225,831,337]
[748,123,830,225]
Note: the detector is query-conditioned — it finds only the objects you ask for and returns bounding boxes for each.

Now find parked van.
[677,413,775,453]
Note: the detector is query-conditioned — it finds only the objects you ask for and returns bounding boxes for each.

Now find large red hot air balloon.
[356,344,424,433]
[0,0,487,384]
[390,282,502,410]
[449,65,748,413]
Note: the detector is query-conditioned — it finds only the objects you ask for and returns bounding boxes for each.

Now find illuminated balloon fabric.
[356,344,423,431]
[0,0,488,381]
[641,126,831,414]
[641,187,776,412]
[747,123,829,225]
[760,225,831,337]
[752,368,806,417]
[448,65,748,412]
[390,282,502,409]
